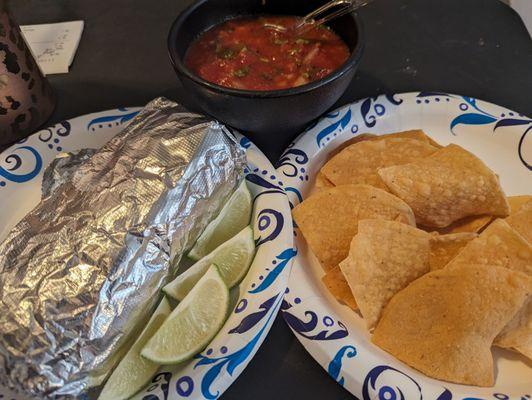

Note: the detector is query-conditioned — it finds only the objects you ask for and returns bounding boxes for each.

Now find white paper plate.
[0,107,295,399]
[277,92,531,400]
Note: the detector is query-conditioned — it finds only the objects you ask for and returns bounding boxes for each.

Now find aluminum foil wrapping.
[41,148,97,198]
[0,97,246,398]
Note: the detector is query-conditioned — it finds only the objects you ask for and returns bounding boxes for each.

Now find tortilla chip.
[429,232,478,271]
[378,144,510,227]
[372,264,532,386]
[329,129,441,158]
[363,129,439,145]
[506,199,532,244]
[321,138,437,189]
[322,265,357,310]
[330,133,377,156]
[508,195,532,214]
[449,219,532,275]
[495,297,532,360]
[364,129,441,147]
[422,214,493,235]
[340,219,430,329]
[292,184,416,271]
[448,218,532,359]
[314,171,335,191]
[373,129,434,143]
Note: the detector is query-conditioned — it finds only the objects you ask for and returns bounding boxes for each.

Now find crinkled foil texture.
[0,97,246,398]
[41,148,97,198]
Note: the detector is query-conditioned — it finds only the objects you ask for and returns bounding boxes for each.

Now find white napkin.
[20,20,84,75]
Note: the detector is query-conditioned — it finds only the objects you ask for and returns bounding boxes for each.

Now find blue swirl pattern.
[417,93,532,169]
[359,94,402,128]
[0,119,74,188]
[277,148,309,177]
[228,294,278,334]
[87,109,139,130]
[0,146,42,183]
[245,173,284,195]
[362,365,422,400]
[284,186,303,209]
[193,292,284,399]
[327,345,357,386]
[255,208,284,246]
[142,372,172,400]
[519,126,531,170]
[316,108,351,147]
[239,137,251,149]
[282,299,349,341]
[248,248,296,294]
[39,121,71,147]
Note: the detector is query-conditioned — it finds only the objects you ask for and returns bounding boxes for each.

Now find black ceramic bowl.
[168,0,364,156]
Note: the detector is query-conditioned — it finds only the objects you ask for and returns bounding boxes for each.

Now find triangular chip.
[329,129,441,158]
[449,219,532,275]
[330,133,377,157]
[340,219,430,329]
[422,214,493,235]
[448,219,532,359]
[372,264,532,386]
[506,198,532,244]
[378,144,510,227]
[292,184,416,271]
[508,195,532,214]
[368,129,436,144]
[322,265,357,310]
[429,232,477,271]
[321,138,437,189]
[369,130,434,143]
[314,171,335,191]
[495,297,532,360]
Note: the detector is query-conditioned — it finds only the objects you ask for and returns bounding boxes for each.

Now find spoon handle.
[296,0,372,31]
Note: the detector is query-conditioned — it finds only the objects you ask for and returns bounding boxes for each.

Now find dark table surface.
[11,0,532,398]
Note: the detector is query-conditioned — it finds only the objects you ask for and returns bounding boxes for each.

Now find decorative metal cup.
[0,1,55,149]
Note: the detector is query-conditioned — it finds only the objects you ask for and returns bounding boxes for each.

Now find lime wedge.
[163,226,255,301]
[188,180,252,260]
[141,265,229,364]
[98,297,172,400]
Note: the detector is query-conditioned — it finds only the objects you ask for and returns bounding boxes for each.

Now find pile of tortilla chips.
[292,130,532,387]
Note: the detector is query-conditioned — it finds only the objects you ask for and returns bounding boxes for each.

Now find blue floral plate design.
[277,92,531,400]
[0,108,295,400]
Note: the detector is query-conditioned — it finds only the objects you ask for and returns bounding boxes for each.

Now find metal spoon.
[264,0,373,33]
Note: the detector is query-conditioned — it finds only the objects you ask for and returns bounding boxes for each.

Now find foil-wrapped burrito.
[41,147,97,198]
[0,98,246,398]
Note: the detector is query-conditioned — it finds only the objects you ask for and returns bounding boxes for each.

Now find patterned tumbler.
[0,1,55,149]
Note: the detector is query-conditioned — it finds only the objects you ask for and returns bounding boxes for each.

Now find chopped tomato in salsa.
[184,16,350,91]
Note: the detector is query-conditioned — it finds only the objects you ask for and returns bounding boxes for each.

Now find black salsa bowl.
[168,0,364,157]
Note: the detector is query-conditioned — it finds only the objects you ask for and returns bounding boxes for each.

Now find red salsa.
[184,16,350,91]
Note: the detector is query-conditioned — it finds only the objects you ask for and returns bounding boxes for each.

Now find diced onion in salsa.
[184,16,350,91]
